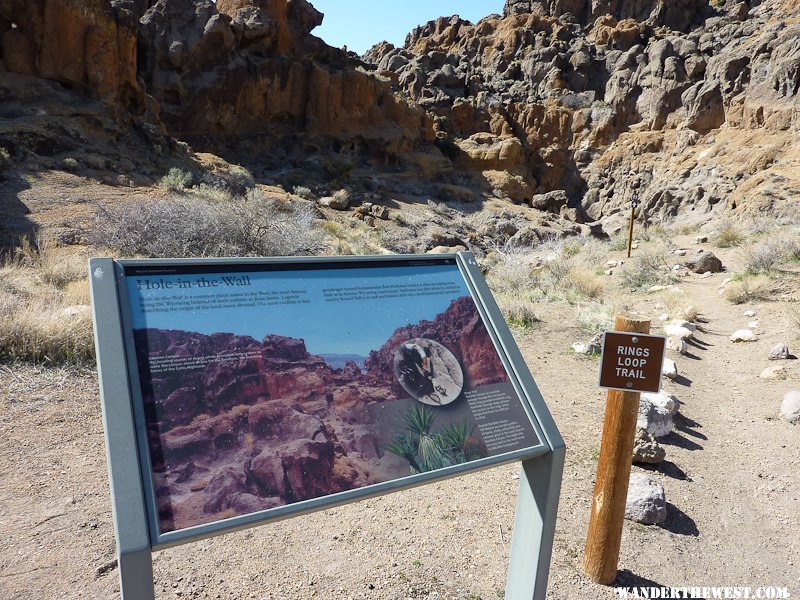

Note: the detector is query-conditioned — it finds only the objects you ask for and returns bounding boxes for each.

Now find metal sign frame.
[89,252,565,600]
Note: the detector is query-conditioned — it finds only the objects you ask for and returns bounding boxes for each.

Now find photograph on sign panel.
[126,264,539,533]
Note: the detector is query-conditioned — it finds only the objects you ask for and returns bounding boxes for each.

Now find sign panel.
[120,257,544,541]
[598,331,666,393]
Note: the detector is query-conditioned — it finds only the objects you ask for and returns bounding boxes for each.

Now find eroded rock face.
[0,0,145,110]
[364,0,800,223]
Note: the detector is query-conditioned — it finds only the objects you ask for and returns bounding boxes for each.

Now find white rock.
[658,313,669,321]
[648,285,670,293]
[699,271,712,279]
[670,319,696,331]
[605,269,613,276]
[572,339,601,355]
[606,260,619,267]
[664,324,693,340]
[625,473,667,525]
[673,249,687,256]
[731,329,758,342]
[748,321,759,329]
[743,310,757,317]
[759,365,788,380]
[666,336,688,355]
[768,343,790,360]
[721,278,732,285]
[642,390,680,415]
[638,396,673,438]
[672,264,683,272]
[781,391,800,424]
[661,358,678,381]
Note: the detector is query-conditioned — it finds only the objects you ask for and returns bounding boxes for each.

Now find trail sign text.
[598,331,666,393]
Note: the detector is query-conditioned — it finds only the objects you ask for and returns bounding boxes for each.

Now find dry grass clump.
[496,293,541,328]
[159,167,193,192]
[91,191,325,258]
[739,229,800,275]
[656,288,699,321]
[576,301,615,334]
[320,219,389,256]
[722,275,773,304]
[0,240,93,365]
[617,244,675,290]
[714,220,747,248]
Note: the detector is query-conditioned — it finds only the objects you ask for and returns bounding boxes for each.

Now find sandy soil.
[1,239,799,600]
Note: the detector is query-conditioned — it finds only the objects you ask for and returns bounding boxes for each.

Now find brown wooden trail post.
[583,314,651,585]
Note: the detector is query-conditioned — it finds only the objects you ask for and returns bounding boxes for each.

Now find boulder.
[625,473,667,525]
[642,390,680,416]
[666,336,688,355]
[664,324,693,340]
[662,358,678,381]
[529,190,569,214]
[781,391,800,424]
[638,395,673,438]
[768,344,790,360]
[632,428,666,464]
[731,329,758,342]
[684,252,723,273]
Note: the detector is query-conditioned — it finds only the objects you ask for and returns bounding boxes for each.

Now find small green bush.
[292,185,313,199]
[61,157,79,171]
[714,221,746,248]
[159,168,193,192]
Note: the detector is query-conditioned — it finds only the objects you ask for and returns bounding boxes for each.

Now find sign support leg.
[506,449,565,599]
[118,547,155,600]
[583,315,650,584]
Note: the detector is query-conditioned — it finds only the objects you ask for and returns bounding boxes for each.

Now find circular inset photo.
[393,338,464,406]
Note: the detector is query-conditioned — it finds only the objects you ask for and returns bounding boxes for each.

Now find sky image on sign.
[598,331,667,394]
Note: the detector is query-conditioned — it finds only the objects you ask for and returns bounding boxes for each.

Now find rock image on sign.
[393,338,464,406]
[125,263,541,534]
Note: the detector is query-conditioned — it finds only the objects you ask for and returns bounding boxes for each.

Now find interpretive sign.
[598,331,666,393]
[89,253,564,600]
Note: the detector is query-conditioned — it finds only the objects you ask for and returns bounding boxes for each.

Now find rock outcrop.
[364,0,800,225]
[0,0,145,111]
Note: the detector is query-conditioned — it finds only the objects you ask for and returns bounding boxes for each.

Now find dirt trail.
[0,247,799,600]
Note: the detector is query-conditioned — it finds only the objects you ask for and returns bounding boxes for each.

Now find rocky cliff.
[2,0,797,229]
[365,0,800,225]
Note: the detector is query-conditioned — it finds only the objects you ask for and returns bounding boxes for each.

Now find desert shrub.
[576,301,614,334]
[714,221,746,248]
[0,147,10,167]
[741,241,784,275]
[484,243,542,295]
[609,234,630,252]
[202,165,255,196]
[292,185,312,199]
[159,168,193,192]
[564,266,605,299]
[91,195,325,258]
[617,245,674,290]
[61,157,79,171]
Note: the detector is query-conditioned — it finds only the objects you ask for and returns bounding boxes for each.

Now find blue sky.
[310,1,504,55]
[127,265,470,356]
